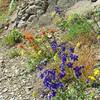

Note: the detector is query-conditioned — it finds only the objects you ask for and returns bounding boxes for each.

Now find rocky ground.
[0,0,100,100]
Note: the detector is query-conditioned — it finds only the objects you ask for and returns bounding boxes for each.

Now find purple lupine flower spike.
[55,6,62,15]
[67,62,73,68]
[70,54,78,61]
[50,40,57,52]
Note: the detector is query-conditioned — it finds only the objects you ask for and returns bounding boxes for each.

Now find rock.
[65,0,97,16]
[17,20,26,28]
[57,0,81,11]
[27,15,37,22]
[39,13,52,26]
[46,0,57,13]
[26,5,39,14]
[2,88,8,93]
[21,13,29,21]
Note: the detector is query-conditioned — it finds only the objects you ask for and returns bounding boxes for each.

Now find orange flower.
[40,27,46,35]
[48,28,58,33]
[32,45,38,49]
[17,43,25,49]
[23,32,34,42]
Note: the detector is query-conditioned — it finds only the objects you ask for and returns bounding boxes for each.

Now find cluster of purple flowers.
[40,69,64,100]
[39,40,85,100]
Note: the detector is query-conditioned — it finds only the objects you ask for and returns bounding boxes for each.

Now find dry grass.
[73,45,96,82]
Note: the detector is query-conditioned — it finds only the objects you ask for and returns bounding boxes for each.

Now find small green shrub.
[7,48,21,58]
[58,14,92,41]
[4,29,22,46]
[53,81,94,100]
[8,0,16,15]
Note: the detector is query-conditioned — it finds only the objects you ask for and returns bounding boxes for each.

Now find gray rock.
[37,9,44,16]
[57,0,82,11]
[17,20,26,28]
[28,15,36,22]
[26,5,39,14]
[21,13,29,20]
[39,13,52,26]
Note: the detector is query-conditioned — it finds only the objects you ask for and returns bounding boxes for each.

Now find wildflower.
[37,66,43,71]
[32,45,38,49]
[59,71,66,79]
[51,11,56,17]
[50,40,58,52]
[51,91,56,97]
[61,53,67,64]
[76,42,81,48]
[38,50,42,55]
[58,51,62,58]
[70,53,78,61]
[67,15,73,21]
[86,79,90,83]
[23,32,34,43]
[54,53,59,61]
[67,62,73,68]
[93,69,100,76]
[88,76,96,81]
[32,91,38,97]
[69,47,74,53]
[40,73,44,79]
[17,43,25,49]
[48,94,52,100]
[48,28,58,33]
[59,63,65,71]
[40,27,46,36]
[97,35,100,40]
[60,43,66,52]
[41,69,64,100]
[55,6,62,15]
[73,66,82,78]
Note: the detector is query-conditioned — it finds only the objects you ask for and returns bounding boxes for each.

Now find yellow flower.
[20,49,25,56]
[97,35,100,40]
[54,53,59,61]
[51,11,56,17]
[93,69,100,76]
[38,50,42,55]
[32,92,38,97]
[67,15,73,21]
[88,76,96,81]
[76,42,81,48]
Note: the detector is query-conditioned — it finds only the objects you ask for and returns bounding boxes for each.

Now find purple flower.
[58,42,66,52]
[86,79,90,83]
[50,40,57,52]
[55,6,62,15]
[61,53,67,64]
[67,62,73,68]
[69,47,74,53]
[37,66,43,71]
[48,94,52,100]
[59,71,66,79]
[51,91,56,97]
[73,66,82,78]
[40,73,44,79]
[58,51,62,58]
[59,63,65,71]
[70,54,78,61]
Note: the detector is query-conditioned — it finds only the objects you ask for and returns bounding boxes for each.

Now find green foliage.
[7,48,21,58]
[8,0,16,15]
[53,81,94,100]
[27,58,37,72]
[4,29,22,46]
[58,14,92,41]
